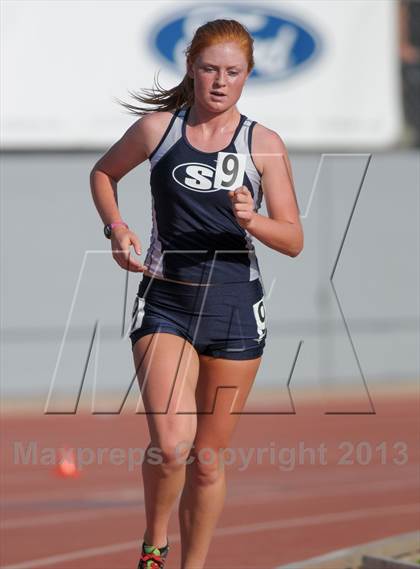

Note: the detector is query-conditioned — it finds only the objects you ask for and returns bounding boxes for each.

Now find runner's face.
[188,42,250,111]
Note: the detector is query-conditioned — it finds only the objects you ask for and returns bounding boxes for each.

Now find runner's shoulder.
[133,110,177,157]
[252,122,286,153]
[134,109,175,137]
[250,122,288,174]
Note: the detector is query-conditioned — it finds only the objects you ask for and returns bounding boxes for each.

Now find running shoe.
[137,540,170,568]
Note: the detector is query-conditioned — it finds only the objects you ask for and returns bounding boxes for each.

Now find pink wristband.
[110,221,128,230]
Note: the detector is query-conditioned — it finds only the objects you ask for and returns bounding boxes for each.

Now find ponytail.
[115,71,194,116]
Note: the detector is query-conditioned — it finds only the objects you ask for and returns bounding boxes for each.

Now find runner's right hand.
[110,226,147,272]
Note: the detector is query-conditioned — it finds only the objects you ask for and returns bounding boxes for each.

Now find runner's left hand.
[228,186,256,229]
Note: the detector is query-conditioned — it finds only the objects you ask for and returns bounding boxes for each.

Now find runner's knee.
[151,436,195,468]
[190,445,225,485]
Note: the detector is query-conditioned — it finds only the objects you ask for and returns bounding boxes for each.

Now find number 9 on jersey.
[214,152,246,190]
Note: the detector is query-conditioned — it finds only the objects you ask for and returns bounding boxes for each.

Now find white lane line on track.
[2,503,418,569]
[1,507,139,529]
[2,477,418,530]
[5,462,418,499]
[2,486,144,504]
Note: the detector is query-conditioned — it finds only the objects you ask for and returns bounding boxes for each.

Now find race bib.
[214,152,246,190]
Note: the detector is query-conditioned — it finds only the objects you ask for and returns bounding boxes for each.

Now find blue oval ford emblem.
[150,5,322,82]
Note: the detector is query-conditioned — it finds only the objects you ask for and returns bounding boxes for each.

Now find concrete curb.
[361,554,419,568]
[274,530,420,569]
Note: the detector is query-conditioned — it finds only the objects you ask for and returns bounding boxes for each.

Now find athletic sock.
[143,542,169,554]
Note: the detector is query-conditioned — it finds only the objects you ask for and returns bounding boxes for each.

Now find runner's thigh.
[194,355,262,448]
[133,332,200,453]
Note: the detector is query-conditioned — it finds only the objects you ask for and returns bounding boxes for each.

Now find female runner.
[90,19,303,569]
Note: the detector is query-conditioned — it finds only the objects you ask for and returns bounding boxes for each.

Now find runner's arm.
[246,127,303,257]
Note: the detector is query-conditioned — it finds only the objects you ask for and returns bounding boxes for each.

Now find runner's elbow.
[288,232,304,258]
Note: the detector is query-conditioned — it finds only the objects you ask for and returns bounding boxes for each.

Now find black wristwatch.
[104,221,129,239]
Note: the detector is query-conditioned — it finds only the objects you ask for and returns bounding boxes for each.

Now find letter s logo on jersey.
[172,163,218,192]
[172,162,218,192]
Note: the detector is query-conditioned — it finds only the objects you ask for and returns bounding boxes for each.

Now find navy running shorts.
[129,275,268,360]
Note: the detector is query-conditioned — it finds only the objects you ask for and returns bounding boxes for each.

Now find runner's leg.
[133,332,200,549]
[179,354,262,569]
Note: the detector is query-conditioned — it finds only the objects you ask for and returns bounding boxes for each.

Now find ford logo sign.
[150,5,322,82]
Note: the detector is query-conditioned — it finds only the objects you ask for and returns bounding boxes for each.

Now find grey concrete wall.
[1,151,418,405]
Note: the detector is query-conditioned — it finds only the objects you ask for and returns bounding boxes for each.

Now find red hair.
[186,19,254,72]
[118,19,254,115]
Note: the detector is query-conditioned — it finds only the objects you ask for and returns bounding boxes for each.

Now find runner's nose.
[214,72,226,87]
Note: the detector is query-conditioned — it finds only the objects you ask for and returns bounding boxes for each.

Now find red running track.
[1,385,418,568]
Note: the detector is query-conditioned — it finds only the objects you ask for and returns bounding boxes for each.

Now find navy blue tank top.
[143,106,264,284]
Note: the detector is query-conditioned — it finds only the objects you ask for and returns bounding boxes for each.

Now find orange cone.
[55,447,80,478]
